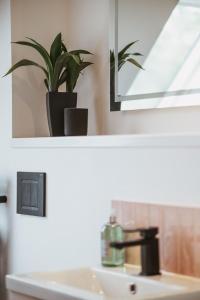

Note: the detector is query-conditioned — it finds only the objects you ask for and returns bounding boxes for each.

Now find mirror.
[110,0,200,111]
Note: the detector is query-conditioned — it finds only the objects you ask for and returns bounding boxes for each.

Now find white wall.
[1,0,200,297]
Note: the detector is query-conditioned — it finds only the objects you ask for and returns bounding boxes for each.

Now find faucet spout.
[111,238,147,249]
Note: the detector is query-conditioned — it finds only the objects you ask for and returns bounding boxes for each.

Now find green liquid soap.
[101,215,125,267]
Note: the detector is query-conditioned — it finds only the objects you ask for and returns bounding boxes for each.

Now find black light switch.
[17,172,46,217]
[0,196,7,203]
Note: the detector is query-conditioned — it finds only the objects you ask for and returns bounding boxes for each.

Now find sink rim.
[6,265,200,300]
[6,273,103,300]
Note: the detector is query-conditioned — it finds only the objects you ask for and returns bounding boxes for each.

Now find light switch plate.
[17,172,46,217]
[0,196,7,203]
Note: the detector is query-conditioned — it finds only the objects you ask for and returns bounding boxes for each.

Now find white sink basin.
[6,265,200,300]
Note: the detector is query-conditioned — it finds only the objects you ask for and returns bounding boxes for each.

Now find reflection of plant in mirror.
[110,41,144,110]
[110,41,144,72]
[4,33,93,93]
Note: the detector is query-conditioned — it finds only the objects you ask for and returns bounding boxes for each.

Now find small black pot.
[46,92,77,136]
[64,108,88,136]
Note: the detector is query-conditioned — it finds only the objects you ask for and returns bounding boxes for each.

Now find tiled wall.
[112,201,200,277]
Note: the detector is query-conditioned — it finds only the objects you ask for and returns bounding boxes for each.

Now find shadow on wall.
[13,73,49,138]
[92,40,110,135]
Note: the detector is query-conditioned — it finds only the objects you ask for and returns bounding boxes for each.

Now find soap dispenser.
[101,213,125,267]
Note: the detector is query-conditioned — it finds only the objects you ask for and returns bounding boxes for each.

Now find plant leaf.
[58,69,67,87]
[110,50,114,61]
[52,53,79,92]
[50,33,62,67]
[69,50,93,55]
[44,78,49,90]
[118,41,138,59]
[65,58,93,92]
[26,37,54,79]
[118,60,126,71]
[65,57,80,92]
[14,39,53,89]
[3,59,48,77]
[51,53,69,91]
[13,41,51,67]
[132,52,143,56]
[80,62,93,71]
[110,50,115,71]
[121,53,143,60]
[62,42,68,52]
[127,58,144,70]
[120,53,131,60]
[71,54,81,65]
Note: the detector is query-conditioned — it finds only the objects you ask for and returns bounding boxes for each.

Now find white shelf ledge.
[11,133,200,148]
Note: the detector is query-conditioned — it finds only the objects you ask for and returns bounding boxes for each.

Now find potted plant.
[5,33,93,136]
[110,41,144,111]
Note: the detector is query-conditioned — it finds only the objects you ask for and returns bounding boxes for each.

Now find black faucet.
[111,227,160,276]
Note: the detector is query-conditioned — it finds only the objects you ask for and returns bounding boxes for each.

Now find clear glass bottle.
[101,215,125,267]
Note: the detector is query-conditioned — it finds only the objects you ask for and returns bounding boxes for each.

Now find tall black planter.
[46,92,77,136]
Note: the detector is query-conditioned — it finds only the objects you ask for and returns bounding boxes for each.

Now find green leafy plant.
[4,33,93,93]
[60,46,93,93]
[110,41,144,73]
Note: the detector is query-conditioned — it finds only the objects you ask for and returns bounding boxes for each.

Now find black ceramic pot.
[46,92,77,136]
[64,108,88,136]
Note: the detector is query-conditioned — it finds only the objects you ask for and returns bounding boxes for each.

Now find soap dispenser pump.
[101,213,125,267]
